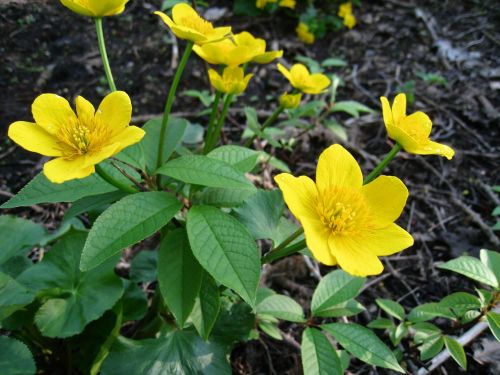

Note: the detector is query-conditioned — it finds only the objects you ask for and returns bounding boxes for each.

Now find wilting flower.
[60,0,129,17]
[208,67,253,95]
[256,0,277,9]
[275,144,414,276]
[277,63,331,94]
[279,92,302,109]
[295,22,315,44]
[154,3,231,45]
[193,31,283,67]
[279,0,296,9]
[8,92,144,183]
[380,94,455,159]
[338,2,356,29]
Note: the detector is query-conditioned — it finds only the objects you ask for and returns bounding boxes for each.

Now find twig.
[302,255,322,281]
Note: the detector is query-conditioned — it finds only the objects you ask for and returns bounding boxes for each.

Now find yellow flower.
[8,92,145,184]
[295,22,315,44]
[193,31,283,67]
[279,92,302,109]
[338,2,352,18]
[380,94,455,159]
[343,13,357,29]
[256,0,277,9]
[277,63,331,94]
[154,3,231,45]
[60,0,129,17]
[208,67,253,95]
[275,144,414,276]
[279,0,296,9]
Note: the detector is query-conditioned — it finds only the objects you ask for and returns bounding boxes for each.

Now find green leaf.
[439,292,481,317]
[191,273,221,340]
[480,249,500,284]
[322,323,404,372]
[438,256,498,288]
[314,299,365,318]
[311,270,365,316]
[80,192,181,271]
[486,312,500,341]
[140,117,188,173]
[209,302,255,346]
[122,281,147,321]
[321,57,348,67]
[157,155,253,189]
[243,107,281,148]
[337,350,350,373]
[1,172,116,208]
[102,331,230,375]
[367,318,394,330]
[115,140,146,170]
[259,321,282,340]
[419,335,444,361]
[65,191,127,219]
[408,302,456,322]
[17,232,123,338]
[389,323,408,346]
[301,328,342,375]
[129,250,158,283]
[208,145,260,173]
[324,119,348,141]
[412,322,441,344]
[256,294,305,322]
[376,298,406,321]
[182,122,204,145]
[187,206,260,307]
[197,186,257,207]
[0,215,45,265]
[0,336,36,375]
[232,189,286,244]
[0,272,34,320]
[444,336,466,369]
[330,100,374,118]
[158,229,202,328]
[182,89,212,107]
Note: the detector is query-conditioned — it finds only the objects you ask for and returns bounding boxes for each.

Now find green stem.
[96,164,138,194]
[203,91,222,154]
[95,18,116,92]
[262,238,307,264]
[363,142,402,185]
[261,227,304,264]
[156,41,194,170]
[205,93,233,153]
[244,105,284,147]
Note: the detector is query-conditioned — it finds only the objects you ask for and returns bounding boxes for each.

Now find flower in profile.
[256,0,277,9]
[277,63,331,94]
[208,67,253,95]
[193,31,283,67]
[338,2,357,29]
[279,92,302,109]
[60,0,129,17]
[295,22,315,44]
[154,3,231,45]
[279,0,296,9]
[8,92,144,183]
[380,94,455,159]
[275,144,414,276]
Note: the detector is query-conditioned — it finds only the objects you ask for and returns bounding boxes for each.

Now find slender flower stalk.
[95,164,139,193]
[204,93,233,153]
[156,41,194,170]
[203,91,222,154]
[244,105,284,147]
[262,239,306,264]
[363,142,402,184]
[95,18,117,92]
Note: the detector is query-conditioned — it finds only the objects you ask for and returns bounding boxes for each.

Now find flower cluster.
[338,2,357,29]
[295,22,315,44]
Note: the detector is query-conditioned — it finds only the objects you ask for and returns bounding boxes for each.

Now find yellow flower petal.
[96,91,132,133]
[329,235,384,276]
[32,94,76,135]
[361,175,408,226]
[88,0,128,16]
[290,63,310,87]
[8,121,62,157]
[83,144,121,168]
[110,126,146,154]
[154,10,175,29]
[316,144,363,193]
[409,140,455,160]
[392,93,406,125]
[276,63,292,82]
[253,50,283,64]
[304,73,331,94]
[274,174,318,222]
[170,24,208,43]
[172,2,199,25]
[303,219,337,266]
[75,96,95,119]
[364,223,414,256]
[399,111,432,139]
[60,0,94,16]
[43,157,95,184]
[208,69,224,92]
[380,96,394,127]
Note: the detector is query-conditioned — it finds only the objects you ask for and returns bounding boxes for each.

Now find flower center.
[56,116,111,159]
[180,16,213,34]
[317,187,370,235]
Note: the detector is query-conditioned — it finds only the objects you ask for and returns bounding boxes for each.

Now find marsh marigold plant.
[277,63,331,94]
[8,91,144,183]
[60,0,129,17]
[381,93,455,159]
[275,144,414,276]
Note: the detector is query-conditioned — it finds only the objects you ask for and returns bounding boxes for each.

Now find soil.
[1,0,499,374]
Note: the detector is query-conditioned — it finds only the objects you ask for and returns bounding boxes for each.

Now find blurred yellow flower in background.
[279,92,302,109]
[279,0,296,9]
[256,0,277,9]
[193,31,283,66]
[8,92,144,183]
[380,94,455,159]
[275,144,414,276]
[338,2,357,29]
[208,67,253,95]
[295,22,315,44]
[154,3,231,45]
[60,0,129,17]
[277,63,331,94]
